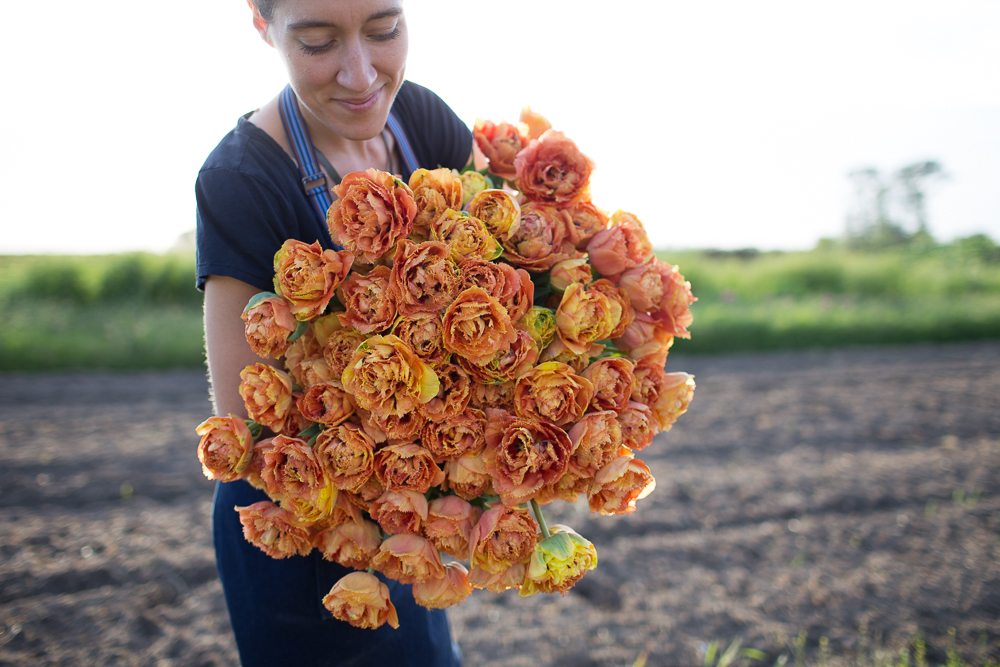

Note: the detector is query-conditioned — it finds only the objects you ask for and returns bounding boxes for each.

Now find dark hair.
[251,0,277,21]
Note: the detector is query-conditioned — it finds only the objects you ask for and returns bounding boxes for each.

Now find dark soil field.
[1,342,998,666]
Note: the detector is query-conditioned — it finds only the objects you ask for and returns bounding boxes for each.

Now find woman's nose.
[336,40,377,92]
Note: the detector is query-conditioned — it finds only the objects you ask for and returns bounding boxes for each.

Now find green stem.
[297,423,323,446]
[287,319,309,343]
[529,499,551,538]
[245,420,264,440]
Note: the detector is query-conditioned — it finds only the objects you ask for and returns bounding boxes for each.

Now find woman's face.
[256,0,408,142]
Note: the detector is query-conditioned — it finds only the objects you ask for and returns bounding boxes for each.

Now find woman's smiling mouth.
[336,89,382,111]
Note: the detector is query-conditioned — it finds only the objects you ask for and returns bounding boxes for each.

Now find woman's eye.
[299,41,334,55]
[369,27,401,42]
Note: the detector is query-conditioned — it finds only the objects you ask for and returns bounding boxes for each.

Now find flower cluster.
[195,108,697,630]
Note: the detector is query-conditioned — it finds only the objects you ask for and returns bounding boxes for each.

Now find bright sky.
[2,1,998,254]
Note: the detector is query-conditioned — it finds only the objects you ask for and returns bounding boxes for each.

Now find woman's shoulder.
[391,81,472,170]
[393,80,446,108]
[199,115,294,183]
[391,81,464,125]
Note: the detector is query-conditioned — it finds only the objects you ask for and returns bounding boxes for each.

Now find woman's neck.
[248,93,393,178]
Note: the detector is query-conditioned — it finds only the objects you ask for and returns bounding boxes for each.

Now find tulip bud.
[519,306,556,351]
[520,525,598,596]
[459,170,491,206]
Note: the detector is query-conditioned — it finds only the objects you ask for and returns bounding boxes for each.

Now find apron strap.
[277,85,336,231]
[386,111,420,175]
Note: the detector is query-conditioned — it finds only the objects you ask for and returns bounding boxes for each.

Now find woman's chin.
[320,101,393,142]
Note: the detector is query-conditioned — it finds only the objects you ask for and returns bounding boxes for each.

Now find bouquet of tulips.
[195,108,697,630]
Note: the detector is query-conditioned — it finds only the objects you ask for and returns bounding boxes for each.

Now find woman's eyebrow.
[288,8,402,31]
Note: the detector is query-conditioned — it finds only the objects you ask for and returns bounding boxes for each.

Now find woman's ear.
[247,0,274,46]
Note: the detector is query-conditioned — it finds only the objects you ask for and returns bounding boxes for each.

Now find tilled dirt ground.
[1,342,998,666]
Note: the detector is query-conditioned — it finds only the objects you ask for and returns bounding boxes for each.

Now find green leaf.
[242,291,279,315]
[287,319,309,343]
[486,238,504,261]
[297,423,323,441]
[595,342,624,360]
[244,420,264,440]
[702,642,718,667]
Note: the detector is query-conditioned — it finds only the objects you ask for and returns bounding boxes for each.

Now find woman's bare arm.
[203,275,271,417]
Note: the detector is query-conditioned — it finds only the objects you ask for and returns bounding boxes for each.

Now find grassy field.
[1,239,998,370]
[0,253,203,371]
[663,243,1000,354]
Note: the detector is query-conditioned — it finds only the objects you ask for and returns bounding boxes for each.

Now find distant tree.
[846,167,884,237]
[894,160,946,236]
[845,167,909,249]
[844,159,946,250]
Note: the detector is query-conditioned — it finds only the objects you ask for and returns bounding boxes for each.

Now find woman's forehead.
[274,0,404,26]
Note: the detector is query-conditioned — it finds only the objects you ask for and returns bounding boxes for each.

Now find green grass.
[1,241,998,371]
[0,252,200,306]
[0,301,204,371]
[0,252,204,370]
[698,627,999,667]
[657,243,1000,355]
[660,246,1000,302]
[682,293,1000,354]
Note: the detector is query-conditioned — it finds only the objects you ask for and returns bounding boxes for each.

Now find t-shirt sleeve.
[398,82,473,171]
[195,167,293,292]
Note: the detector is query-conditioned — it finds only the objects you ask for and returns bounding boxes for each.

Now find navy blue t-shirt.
[195,80,472,291]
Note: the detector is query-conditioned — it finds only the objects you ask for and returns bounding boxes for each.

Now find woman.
[195,1,469,664]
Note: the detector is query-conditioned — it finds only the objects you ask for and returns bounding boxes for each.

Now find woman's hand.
[203,275,273,417]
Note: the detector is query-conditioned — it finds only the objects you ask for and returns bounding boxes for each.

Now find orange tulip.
[555,282,621,356]
[586,210,654,280]
[272,239,353,321]
[468,506,539,574]
[235,501,312,559]
[441,287,517,366]
[513,361,594,427]
[473,120,526,181]
[514,130,593,206]
[195,414,254,482]
[322,571,399,630]
[588,455,656,515]
[296,383,354,427]
[581,357,636,413]
[409,167,463,238]
[370,533,445,585]
[483,411,574,506]
[242,294,297,358]
[313,423,376,493]
[413,562,473,609]
[314,519,382,570]
[424,495,481,559]
[337,265,398,335]
[389,240,461,317]
[369,489,429,536]
[238,362,293,434]
[373,443,445,494]
[341,335,440,418]
[328,168,416,265]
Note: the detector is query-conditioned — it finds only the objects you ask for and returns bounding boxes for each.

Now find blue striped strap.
[386,112,419,174]
[277,86,335,226]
